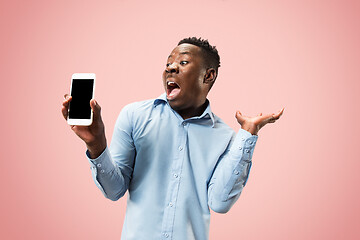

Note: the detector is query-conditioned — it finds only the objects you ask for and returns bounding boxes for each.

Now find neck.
[176,100,208,120]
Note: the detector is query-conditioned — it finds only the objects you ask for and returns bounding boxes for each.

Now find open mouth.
[166,81,181,100]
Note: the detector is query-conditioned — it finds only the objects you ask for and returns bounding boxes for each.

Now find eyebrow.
[180,51,191,55]
[168,51,192,59]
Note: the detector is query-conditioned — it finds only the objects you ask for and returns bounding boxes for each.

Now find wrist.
[241,124,258,135]
[86,138,107,159]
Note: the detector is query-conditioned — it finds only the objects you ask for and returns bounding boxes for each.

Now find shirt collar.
[154,93,216,127]
[154,93,167,105]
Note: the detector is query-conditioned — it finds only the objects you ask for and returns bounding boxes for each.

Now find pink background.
[1,0,360,239]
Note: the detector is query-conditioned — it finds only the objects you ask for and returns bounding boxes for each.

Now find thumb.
[235,111,245,124]
[90,99,101,120]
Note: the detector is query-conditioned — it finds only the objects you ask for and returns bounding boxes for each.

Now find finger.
[256,113,276,126]
[61,95,72,120]
[62,96,70,119]
[266,109,284,124]
[61,105,68,120]
[62,95,72,106]
[90,99,102,121]
[258,112,273,120]
[279,107,285,116]
[265,115,275,124]
[272,107,285,120]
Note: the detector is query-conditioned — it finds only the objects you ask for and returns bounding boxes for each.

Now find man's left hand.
[235,108,284,135]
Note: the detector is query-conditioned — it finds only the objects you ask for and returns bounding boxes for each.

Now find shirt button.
[238,146,242,150]
[234,170,240,175]
[249,141,253,144]
[100,169,105,173]
[169,202,173,207]
[174,174,178,178]
[165,233,169,238]
[246,149,250,153]
[241,137,245,141]
[97,163,101,168]
[179,146,183,151]
[182,122,187,126]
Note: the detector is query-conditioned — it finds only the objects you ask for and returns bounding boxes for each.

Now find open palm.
[235,108,284,135]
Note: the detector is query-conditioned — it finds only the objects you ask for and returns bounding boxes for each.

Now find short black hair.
[178,37,221,75]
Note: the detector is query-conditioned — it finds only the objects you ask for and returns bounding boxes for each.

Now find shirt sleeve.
[207,128,258,213]
[87,104,136,201]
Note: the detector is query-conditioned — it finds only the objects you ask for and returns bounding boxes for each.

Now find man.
[62,37,283,240]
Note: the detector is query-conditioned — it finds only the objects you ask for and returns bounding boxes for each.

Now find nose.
[165,63,179,73]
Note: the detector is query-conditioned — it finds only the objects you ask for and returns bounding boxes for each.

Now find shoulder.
[116,97,159,125]
[121,98,156,114]
[212,113,235,133]
[209,113,239,150]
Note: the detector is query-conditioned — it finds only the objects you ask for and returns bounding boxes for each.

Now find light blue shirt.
[87,94,258,240]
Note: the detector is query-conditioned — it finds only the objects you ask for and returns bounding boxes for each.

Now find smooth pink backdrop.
[1,0,359,239]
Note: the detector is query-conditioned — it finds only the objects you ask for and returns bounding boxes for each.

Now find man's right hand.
[62,94,107,158]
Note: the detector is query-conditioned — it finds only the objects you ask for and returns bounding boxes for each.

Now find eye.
[180,61,188,65]
[166,63,171,67]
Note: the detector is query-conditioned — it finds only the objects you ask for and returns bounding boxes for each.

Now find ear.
[203,68,216,85]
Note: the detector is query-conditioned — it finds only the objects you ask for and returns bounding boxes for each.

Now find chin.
[167,99,178,107]
[167,99,184,111]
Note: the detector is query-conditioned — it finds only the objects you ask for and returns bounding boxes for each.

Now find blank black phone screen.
[69,79,94,119]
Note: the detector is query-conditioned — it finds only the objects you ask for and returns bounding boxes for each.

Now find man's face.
[162,43,209,112]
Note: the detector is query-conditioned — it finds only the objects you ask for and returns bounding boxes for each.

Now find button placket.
[161,120,188,238]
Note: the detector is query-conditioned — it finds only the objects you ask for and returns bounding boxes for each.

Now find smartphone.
[67,73,96,126]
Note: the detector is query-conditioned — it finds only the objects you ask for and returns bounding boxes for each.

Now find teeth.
[167,81,177,87]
